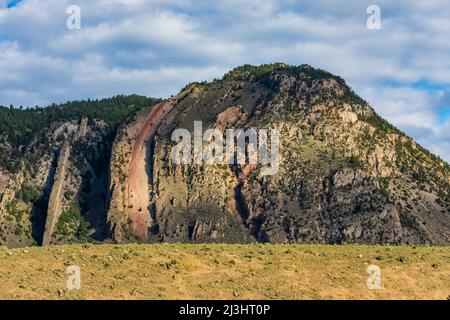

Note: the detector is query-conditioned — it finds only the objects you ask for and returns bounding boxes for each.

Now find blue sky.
[0,0,449,161]
[4,0,20,8]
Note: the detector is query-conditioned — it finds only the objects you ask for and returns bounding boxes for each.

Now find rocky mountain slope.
[0,64,449,247]
[0,95,160,246]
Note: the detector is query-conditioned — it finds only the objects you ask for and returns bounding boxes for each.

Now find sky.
[0,0,449,162]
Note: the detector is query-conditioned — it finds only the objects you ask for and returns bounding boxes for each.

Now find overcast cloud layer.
[0,0,449,161]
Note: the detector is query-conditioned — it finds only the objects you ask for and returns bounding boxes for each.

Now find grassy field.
[0,244,448,300]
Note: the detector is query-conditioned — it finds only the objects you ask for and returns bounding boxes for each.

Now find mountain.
[0,64,449,247]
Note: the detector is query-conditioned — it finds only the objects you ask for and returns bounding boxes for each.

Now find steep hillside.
[0,96,161,247]
[0,64,449,247]
[108,102,174,242]
[109,64,450,245]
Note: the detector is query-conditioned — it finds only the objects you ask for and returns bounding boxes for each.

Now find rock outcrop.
[74,117,88,140]
[42,141,70,246]
[0,171,7,204]
[107,102,174,241]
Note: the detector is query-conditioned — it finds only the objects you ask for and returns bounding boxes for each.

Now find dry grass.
[0,244,448,300]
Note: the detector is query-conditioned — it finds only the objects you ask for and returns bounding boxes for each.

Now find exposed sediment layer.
[42,141,70,246]
[108,102,173,241]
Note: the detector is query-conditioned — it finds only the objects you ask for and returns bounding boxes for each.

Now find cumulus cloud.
[0,0,449,161]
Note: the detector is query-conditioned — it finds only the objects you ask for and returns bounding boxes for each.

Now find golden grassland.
[0,243,448,300]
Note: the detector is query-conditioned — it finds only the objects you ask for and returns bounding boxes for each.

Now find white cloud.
[360,87,437,127]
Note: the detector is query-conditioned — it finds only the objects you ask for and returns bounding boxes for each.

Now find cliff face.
[0,116,117,247]
[0,65,449,247]
[42,140,70,246]
[107,102,174,242]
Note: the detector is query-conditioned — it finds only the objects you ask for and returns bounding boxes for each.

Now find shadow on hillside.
[30,151,58,245]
